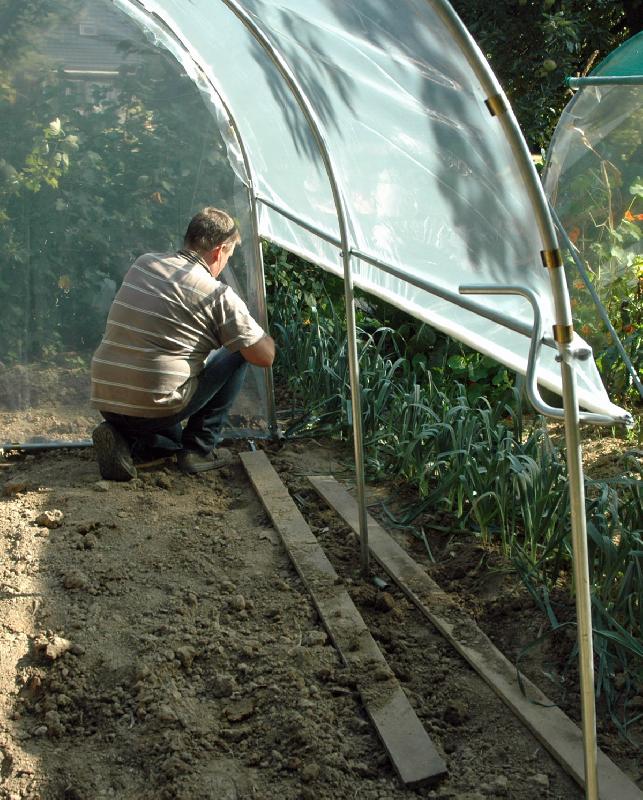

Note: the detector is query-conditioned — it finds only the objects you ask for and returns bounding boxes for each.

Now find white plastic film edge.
[113,0,250,187]
[259,216,624,420]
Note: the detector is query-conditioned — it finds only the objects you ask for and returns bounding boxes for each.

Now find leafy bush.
[453,0,631,150]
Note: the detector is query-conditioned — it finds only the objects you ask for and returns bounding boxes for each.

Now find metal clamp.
[484,93,507,117]
[540,249,563,270]
[458,285,629,426]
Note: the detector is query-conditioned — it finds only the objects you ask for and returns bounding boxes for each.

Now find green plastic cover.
[592,31,643,78]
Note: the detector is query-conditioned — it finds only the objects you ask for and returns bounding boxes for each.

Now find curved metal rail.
[460,286,633,427]
[217,0,370,575]
[425,2,600,794]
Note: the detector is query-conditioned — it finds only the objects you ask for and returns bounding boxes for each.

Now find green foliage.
[267,256,642,724]
[453,0,631,150]
[264,246,518,410]
[263,242,345,323]
[0,2,234,364]
[563,175,642,403]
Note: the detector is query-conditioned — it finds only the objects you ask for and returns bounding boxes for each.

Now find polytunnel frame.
[6,1,614,796]
[214,3,606,797]
[568,75,643,87]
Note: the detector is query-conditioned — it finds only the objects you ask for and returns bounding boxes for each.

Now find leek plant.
[267,254,642,729]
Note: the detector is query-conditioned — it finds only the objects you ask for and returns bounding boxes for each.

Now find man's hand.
[240,335,275,367]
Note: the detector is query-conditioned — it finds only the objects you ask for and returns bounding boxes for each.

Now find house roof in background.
[44,4,140,73]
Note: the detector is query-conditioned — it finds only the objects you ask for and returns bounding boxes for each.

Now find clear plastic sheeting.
[259,205,612,407]
[543,34,642,395]
[126,0,622,417]
[1,0,627,448]
[0,0,271,447]
[544,85,642,294]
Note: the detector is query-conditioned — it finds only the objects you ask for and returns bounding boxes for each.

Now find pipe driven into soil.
[424,1,600,796]
[1,441,93,452]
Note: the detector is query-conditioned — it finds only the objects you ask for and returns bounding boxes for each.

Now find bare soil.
[0,428,641,800]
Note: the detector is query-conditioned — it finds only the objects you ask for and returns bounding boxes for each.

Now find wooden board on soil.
[309,474,643,800]
[241,450,448,788]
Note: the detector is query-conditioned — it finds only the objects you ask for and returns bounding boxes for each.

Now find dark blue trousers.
[102,348,247,456]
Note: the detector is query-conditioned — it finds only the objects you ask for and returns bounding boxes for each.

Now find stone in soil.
[33,633,73,661]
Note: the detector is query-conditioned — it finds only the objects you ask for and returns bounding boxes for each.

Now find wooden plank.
[241,451,447,787]
[309,475,643,800]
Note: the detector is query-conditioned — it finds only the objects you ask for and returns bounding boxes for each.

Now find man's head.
[184,207,241,278]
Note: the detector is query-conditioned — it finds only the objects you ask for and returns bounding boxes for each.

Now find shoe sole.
[92,424,137,481]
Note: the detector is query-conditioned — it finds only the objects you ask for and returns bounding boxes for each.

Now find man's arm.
[240,335,275,367]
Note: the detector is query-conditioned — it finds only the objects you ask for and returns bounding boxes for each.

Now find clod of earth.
[34,634,72,661]
[62,570,90,591]
[224,698,255,723]
[3,480,30,496]
[34,509,64,528]
[443,700,470,726]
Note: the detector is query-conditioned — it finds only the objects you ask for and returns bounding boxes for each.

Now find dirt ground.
[0,362,641,800]
[0,421,641,799]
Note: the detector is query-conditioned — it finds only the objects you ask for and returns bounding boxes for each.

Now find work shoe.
[177,447,233,475]
[92,422,137,482]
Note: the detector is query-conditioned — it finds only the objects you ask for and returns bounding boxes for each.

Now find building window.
[79,23,97,36]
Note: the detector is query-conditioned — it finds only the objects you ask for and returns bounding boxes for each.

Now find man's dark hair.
[184,207,240,252]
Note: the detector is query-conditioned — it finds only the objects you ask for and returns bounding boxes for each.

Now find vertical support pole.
[547,250,599,800]
[420,6,602,793]
[248,190,278,437]
[341,251,369,576]
[217,0,371,576]
[559,350,599,800]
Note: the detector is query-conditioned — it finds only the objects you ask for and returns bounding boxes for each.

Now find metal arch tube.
[567,75,643,87]
[426,2,598,796]
[425,0,559,252]
[117,0,277,435]
[118,1,255,188]
[218,0,370,574]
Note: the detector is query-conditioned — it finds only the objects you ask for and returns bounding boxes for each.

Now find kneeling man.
[90,207,274,480]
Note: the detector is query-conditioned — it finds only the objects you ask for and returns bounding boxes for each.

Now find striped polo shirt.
[90,249,266,417]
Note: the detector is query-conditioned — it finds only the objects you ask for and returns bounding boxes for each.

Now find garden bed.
[0,435,640,799]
